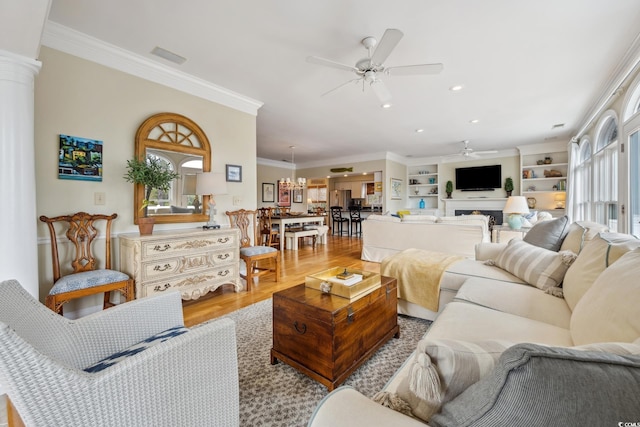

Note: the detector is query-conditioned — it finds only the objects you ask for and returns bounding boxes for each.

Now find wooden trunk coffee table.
[270,276,399,391]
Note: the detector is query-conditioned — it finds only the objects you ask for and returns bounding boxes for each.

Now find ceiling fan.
[306,28,443,104]
[443,140,498,161]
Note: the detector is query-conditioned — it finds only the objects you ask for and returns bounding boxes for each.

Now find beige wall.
[256,163,294,210]
[34,47,257,308]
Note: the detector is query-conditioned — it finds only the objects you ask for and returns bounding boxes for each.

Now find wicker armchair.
[0,279,239,427]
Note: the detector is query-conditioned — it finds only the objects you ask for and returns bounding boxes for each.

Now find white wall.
[34,47,257,308]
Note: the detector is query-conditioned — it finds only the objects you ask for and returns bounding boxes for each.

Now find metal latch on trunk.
[347,306,355,324]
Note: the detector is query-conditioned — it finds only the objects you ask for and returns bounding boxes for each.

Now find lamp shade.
[182,174,197,195]
[196,172,227,195]
[503,196,530,214]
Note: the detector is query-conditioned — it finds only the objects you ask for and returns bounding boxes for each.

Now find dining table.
[270,214,326,250]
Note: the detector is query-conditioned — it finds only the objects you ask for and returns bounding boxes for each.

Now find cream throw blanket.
[381,248,463,312]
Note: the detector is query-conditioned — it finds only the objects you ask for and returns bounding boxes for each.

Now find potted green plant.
[124,155,180,235]
[504,177,514,197]
[445,180,453,199]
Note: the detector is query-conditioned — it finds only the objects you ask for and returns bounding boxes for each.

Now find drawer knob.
[218,269,230,277]
[217,237,230,243]
[217,253,230,260]
[293,321,307,334]
[154,283,171,292]
[153,263,171,272]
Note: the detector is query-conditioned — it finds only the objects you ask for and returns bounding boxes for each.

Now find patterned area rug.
[211,298,431,427]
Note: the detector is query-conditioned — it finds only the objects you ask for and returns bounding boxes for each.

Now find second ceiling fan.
[307,28,443,104]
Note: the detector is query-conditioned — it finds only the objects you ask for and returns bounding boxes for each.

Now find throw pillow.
[559,221,609,254]
[430,343,640,427]
[570,248,640,345]
[562,232,640,310]
[488,239,577,296]
[398,339,513,422]
[522,215,570,251]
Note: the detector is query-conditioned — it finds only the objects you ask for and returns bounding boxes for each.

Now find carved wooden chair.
[39,212,135,315]
[258,207,280,248]
[226,209,280,291]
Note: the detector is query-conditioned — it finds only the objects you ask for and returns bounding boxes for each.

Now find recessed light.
[151,46,187,64]
[469,119,480,124]
[415,129,424,133]
[381,103,392,109]
[449,85,464,91]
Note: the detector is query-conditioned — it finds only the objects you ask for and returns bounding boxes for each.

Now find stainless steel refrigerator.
[330,190,351,210]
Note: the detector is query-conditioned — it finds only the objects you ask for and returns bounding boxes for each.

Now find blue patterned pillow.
[84,325,188,373]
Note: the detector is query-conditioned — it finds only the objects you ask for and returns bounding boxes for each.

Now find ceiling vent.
[151,47,187,65]
[551,123,565,129]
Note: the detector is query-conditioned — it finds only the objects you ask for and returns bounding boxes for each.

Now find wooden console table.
[119,227,241,300]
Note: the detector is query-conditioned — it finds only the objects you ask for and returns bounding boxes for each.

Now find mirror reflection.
[145,148,203,216]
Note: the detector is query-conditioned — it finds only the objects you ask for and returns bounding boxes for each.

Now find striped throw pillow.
[489,239,577,296]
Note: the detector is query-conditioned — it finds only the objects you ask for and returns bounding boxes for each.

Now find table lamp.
[503,196,530,230]
[196,172,227,229]
[182,174,200,213]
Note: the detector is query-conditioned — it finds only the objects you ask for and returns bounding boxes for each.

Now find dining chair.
[349,206,364,236]
[330,206,349,235]
[226,209,280,291]
[39,212,135,315]
[258,207,280,248]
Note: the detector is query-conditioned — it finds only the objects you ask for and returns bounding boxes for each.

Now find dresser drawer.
[141,248,237,280]
[140,263,240,299]
[140,232,237,260]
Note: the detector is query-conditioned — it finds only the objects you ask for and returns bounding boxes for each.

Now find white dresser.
[119,227,242,300]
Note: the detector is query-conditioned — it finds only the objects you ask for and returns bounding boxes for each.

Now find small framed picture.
[226,164,242,182]
[262,183,275,202]
[293,188,303,203]
[390,178,402,200]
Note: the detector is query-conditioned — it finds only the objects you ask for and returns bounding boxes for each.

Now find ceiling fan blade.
[306,56,358,73]
[321,78,360,97]
[474,150,499,155]
[370,80,392,103]
[386,63,444,76]
[370,29,403,66]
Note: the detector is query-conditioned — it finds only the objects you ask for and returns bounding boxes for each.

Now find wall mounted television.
[455,165,502,191]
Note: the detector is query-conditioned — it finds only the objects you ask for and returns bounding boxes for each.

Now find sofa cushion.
[441,258,525,293]
[563,232,640,310]
[489,239,577,296]
[430,343,640,427]
[570,248,640,345]
[437,215,488,229]
[454,277,572,328]
[559,221,609,254]
[522,215,570,251]
[401,214,438,223]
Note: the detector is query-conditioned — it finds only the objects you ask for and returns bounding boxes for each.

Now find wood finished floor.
[182,234,380,327]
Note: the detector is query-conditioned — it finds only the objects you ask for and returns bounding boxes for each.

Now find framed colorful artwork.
[58,134,103,182]
[277,181,291,207]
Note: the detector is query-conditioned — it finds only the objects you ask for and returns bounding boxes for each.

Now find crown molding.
[41,21,263,116]
[573,30,640,140]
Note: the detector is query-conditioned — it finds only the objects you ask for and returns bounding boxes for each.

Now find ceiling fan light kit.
[307,28,443,105]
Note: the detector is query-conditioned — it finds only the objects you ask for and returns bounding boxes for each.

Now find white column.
[0,50,42,298]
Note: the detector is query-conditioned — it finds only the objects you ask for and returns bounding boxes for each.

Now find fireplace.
[455,209,503,226]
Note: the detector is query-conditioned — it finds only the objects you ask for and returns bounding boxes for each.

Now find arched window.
[574,138,592,221]
[593,113,619,231]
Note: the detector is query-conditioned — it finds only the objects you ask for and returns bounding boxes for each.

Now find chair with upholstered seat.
[39,212,134,315]
[226,209,280,291]
[330,206,349,235]
[0,279,239,427]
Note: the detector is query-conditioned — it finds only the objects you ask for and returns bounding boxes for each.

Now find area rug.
[211,298,431,427]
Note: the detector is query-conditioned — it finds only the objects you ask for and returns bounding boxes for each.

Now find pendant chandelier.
[280,146,306,189]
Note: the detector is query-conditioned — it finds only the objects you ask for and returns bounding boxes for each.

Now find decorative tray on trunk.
[305,267,381,300]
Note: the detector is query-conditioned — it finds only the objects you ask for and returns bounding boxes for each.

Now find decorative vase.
[446,192,452,199]
[138,216,155,235]
[527,197,537,209]
[506,191,512,197]
[419,198,425,209]
[507,214,523,230]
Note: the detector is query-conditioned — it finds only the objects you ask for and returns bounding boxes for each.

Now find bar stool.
[349,206,364,236]
[330,206,349,235]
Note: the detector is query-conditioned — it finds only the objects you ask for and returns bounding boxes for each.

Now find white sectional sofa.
[309,218,640,426]
[361,214,491,262]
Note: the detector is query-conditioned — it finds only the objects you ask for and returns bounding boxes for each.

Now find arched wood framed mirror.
[134,112,211,225]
